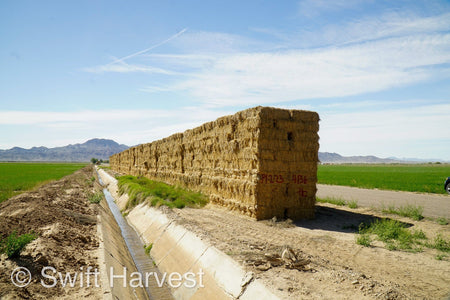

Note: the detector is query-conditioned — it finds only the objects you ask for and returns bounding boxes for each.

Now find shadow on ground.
[293,205,413,233]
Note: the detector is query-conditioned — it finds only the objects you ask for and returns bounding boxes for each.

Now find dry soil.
[161,203,450,299]
[0,166,102,299]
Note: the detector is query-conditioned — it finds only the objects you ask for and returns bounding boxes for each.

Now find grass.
[347,200,358,209]
[88,192,103,204]
[356,218,450,256]
[356,233,371,247]
[0,231,37,258]
[144,243,153,256]
[318,164,450,194]
[427,234,450,252]
[436,254,447,260]
[0,162,87,203]
[382,204,424,221]
[357,219,427,251]
[436,218,449,225]
[117,175,208,210]
[317,197,358,209]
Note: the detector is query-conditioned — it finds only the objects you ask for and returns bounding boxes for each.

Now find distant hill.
[0,138,129,162]
[0,139,441,164]
[319,152,403,164]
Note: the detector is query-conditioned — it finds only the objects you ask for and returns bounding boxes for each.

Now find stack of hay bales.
[109,106,319,220]
[255,108,319,219]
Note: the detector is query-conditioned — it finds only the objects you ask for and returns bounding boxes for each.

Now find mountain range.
[0,139,128,162]
[319,152,402,164]
[318,152,447,164]
[0,139,444,163]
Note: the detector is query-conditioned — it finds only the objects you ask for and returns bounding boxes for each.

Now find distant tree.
[91,158,98,164]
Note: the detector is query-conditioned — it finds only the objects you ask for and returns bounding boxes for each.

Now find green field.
[318,164,450,194]
[0,163,87,203]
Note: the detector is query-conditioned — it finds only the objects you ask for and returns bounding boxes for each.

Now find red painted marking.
[260,174,307,185]
[292,174,308,184]
[297,188,308,197]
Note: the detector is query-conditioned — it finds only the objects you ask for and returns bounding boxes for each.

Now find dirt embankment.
[0,166,102,299]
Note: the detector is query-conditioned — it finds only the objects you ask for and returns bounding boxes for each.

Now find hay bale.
[109,106,319,220]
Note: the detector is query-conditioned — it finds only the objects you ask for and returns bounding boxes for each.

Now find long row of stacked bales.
[110,106,320,220]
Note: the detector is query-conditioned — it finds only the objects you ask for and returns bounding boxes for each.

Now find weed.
[316,197,346,206]
[437,217,449,225]
[427,234,450,252]
[317,197,358,209]
[0,231,37,258]
[356,233,372,247]
[347,200,358,209]
[435,254,447,260]
[117,175,208,210]
[89,192,103,204]
[358,219,426,251]
[144,244,153,256]
[382,204,424,221]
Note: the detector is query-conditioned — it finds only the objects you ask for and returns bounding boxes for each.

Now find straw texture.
[110,106,319,220]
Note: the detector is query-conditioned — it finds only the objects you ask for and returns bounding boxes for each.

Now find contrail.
[107,28,188,65]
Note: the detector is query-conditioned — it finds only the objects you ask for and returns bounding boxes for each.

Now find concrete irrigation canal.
[96,167,279,300]
[96,169,173,299]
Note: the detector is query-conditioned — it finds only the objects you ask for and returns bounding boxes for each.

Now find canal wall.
[97,168,279,299]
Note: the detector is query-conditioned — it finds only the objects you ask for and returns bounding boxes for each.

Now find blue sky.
[1,0,449,160]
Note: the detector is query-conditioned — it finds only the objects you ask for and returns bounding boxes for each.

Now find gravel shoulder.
[317,184,450,219]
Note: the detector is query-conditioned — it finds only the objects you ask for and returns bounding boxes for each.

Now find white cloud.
[171,30,273,53]
[319,103,450,158]
[316,12,450,47]
[83,12,450,106]
[71,11,450,159]
[0,108,231,126]
[141,53,217,69]
[0,107,233,149]
[169,32,450,106]
[121,11,448,106]
[0,110,158,125]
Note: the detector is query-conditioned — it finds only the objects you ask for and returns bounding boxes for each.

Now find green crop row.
[318,164,450,194]
[0,162,87,203]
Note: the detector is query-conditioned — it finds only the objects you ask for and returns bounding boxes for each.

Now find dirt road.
[168,203,450,299]
[317,184,450,218]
